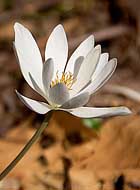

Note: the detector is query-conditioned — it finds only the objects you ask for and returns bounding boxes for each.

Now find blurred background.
[0,0,140,190]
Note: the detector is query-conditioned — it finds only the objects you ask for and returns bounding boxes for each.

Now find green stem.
[0,111,53,181]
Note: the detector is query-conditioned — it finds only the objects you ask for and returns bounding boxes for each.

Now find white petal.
[16,90,50,114]
[80,58,117,95]
[65,35,94,74]
[29,73,51,103]
[92,53,109,80]
[14,23,44,91]
[49,83,69,105]
[42,58,54,93]
[73,56,84,78]
[71,45,101,96]
[66,106,131,118]
[45,25,68,79]
[61,92,89,109]
[29,73,45,97]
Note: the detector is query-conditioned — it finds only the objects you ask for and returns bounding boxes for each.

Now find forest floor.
[0,0,140,189]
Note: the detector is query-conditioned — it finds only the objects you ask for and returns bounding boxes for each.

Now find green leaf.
[82,118,102,130]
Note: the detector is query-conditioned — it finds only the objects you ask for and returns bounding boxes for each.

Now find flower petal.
[66,106,131,118]
[42,58,54,93]
[14,23,44,91]
[92,53,109,80]
[65,35,94,74]
[71,45,101,96]
[45,25,68,79]
[80,58,117,95]
[61,92,89,109]
[16,90,50,114]
[29,73,45,97]
[49,83,70,105]
[73,56,84,78]
[29,73,51,103]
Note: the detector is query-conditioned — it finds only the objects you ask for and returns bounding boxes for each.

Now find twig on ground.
[69,24,131,50]
[104,85,140,103]
[35,175,59,190]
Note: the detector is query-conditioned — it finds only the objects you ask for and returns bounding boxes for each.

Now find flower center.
[51,71,76,90]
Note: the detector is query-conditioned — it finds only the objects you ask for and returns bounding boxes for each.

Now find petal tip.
[54,24,65,32]
[15,89,18,94]
[15,90,22,102]
[108,57,117,68]
[88,35,94,42]
[103,52,109,60]
[57,24,63,28]
[122,107,132,115]
[113,57,117,63]
[15,90,21,99]
[45,57,53,64]
[110,58,117,68]
[14,22,23,30]
[94,44,101,53]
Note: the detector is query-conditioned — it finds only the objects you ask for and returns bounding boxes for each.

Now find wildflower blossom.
[14,23,131,118]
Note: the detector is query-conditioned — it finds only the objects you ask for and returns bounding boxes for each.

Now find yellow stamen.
[51,71,76,90]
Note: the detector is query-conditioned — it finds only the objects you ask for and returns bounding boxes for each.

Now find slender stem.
[0,111,53,181]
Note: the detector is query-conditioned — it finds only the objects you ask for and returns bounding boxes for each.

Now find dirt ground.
[0,0,140,189]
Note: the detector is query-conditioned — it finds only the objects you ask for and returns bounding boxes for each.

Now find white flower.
[14,23,131,118]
